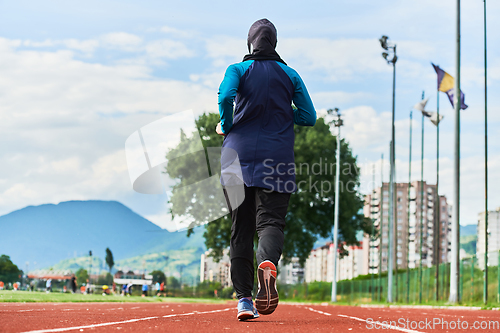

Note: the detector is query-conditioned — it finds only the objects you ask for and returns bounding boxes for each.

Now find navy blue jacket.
[218,59,316,193]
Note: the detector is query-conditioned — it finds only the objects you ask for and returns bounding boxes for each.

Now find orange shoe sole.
[255,260,278,315]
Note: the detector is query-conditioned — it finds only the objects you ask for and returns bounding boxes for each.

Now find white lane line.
[15,309,48,313]
[162,308,230,318]
[306,307,332,316]
[20,307,233,333]
[306,307,423,333]
[338,314,424,333]
[20,316,160,333]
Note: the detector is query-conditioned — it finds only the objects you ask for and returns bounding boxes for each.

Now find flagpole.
[406,110,413,303]
[419,91,425,304]
[449,0,461,304]
[379,153,384,302]
[371,164,376,301]
[483,0,488,305]
[435,92,440,302]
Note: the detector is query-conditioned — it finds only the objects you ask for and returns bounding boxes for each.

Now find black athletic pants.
[227,185,290,299]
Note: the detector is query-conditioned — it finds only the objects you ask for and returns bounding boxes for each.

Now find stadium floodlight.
[379,35,389,50]
[380,36,397,65]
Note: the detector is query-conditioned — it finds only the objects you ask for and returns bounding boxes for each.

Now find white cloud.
[351,106,500,226]
[62,38,100,54]
[189,71,224,89]
[341,106,392,153]
[23,39,57,48]
[205,36,247,67]
[99,32,143,52]
[145,39,195,59]
[1,0,500,232]
[279,38,386,81]
[0,37,217,216]
[312,91,376,109]
[159,26,195,39]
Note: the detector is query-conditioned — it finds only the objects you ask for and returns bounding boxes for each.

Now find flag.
[422,111,444,126]
[413,97,443,126]
[413,98,429,112]
[432,63,468,109]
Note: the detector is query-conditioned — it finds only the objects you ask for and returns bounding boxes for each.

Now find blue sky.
[1,0,499,227]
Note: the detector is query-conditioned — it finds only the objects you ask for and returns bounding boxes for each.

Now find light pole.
[89,250,92,288]
[482,0,488,306]
[164,256,169,296]
[417,92,426,304]
[380,35,397,303]
[406,110,413,303]
[330,107,343,302]
[449,0,461,304]
[378,153,384,302]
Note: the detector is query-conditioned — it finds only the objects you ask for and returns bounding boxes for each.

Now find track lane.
[1,302,499,333]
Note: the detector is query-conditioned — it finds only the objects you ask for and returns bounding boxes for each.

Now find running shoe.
[255,260,278,315]
[237,298,259,321]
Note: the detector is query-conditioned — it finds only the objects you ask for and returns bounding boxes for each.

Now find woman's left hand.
[216,122,225,136]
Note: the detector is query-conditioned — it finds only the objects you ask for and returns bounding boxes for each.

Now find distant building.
[27,271,73,281]
[200,249,304,287]
[304,240,368,283]
[477,207,500,268]
[277,257,304,285]
[200,249,232,288]
[364,181,452,274]
[113,271,152,286]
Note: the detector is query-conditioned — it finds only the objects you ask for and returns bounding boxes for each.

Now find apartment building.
[200,248,232,288]
[304,240,369,283]
[364,181,452,273]
[277,257,304,285]
[201,248,305,287]
[477,207,500,268]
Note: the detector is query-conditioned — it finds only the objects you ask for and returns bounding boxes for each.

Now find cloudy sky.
[1,0,499,228]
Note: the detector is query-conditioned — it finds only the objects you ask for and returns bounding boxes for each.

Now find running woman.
[216,18,316,321]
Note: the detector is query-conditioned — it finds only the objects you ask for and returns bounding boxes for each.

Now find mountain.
[0,200,206,271]
[115,248,204,282]
[460,224,477,237]
[459,225,478,256]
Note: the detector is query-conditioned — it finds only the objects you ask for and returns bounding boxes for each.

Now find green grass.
[0,290,228,304]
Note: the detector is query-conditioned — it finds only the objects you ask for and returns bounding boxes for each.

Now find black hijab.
[242,19,286,65]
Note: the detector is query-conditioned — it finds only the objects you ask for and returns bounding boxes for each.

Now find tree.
[0,255,22,283]
[75,268,89,286]
[165,112,373,264]
[164,115,229,235]
[167,276,181,289]
[105,248,114,273]
[151,270,166,284]
[97,273,113,285]
[284,117,373,262]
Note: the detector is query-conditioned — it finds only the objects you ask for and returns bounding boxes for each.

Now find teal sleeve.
[217,61,253,134]
[277,62,316,126]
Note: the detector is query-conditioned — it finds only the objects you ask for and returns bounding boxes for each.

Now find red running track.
[1,302,499,333]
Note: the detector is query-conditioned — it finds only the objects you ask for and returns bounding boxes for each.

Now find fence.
[281,250,500,305]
